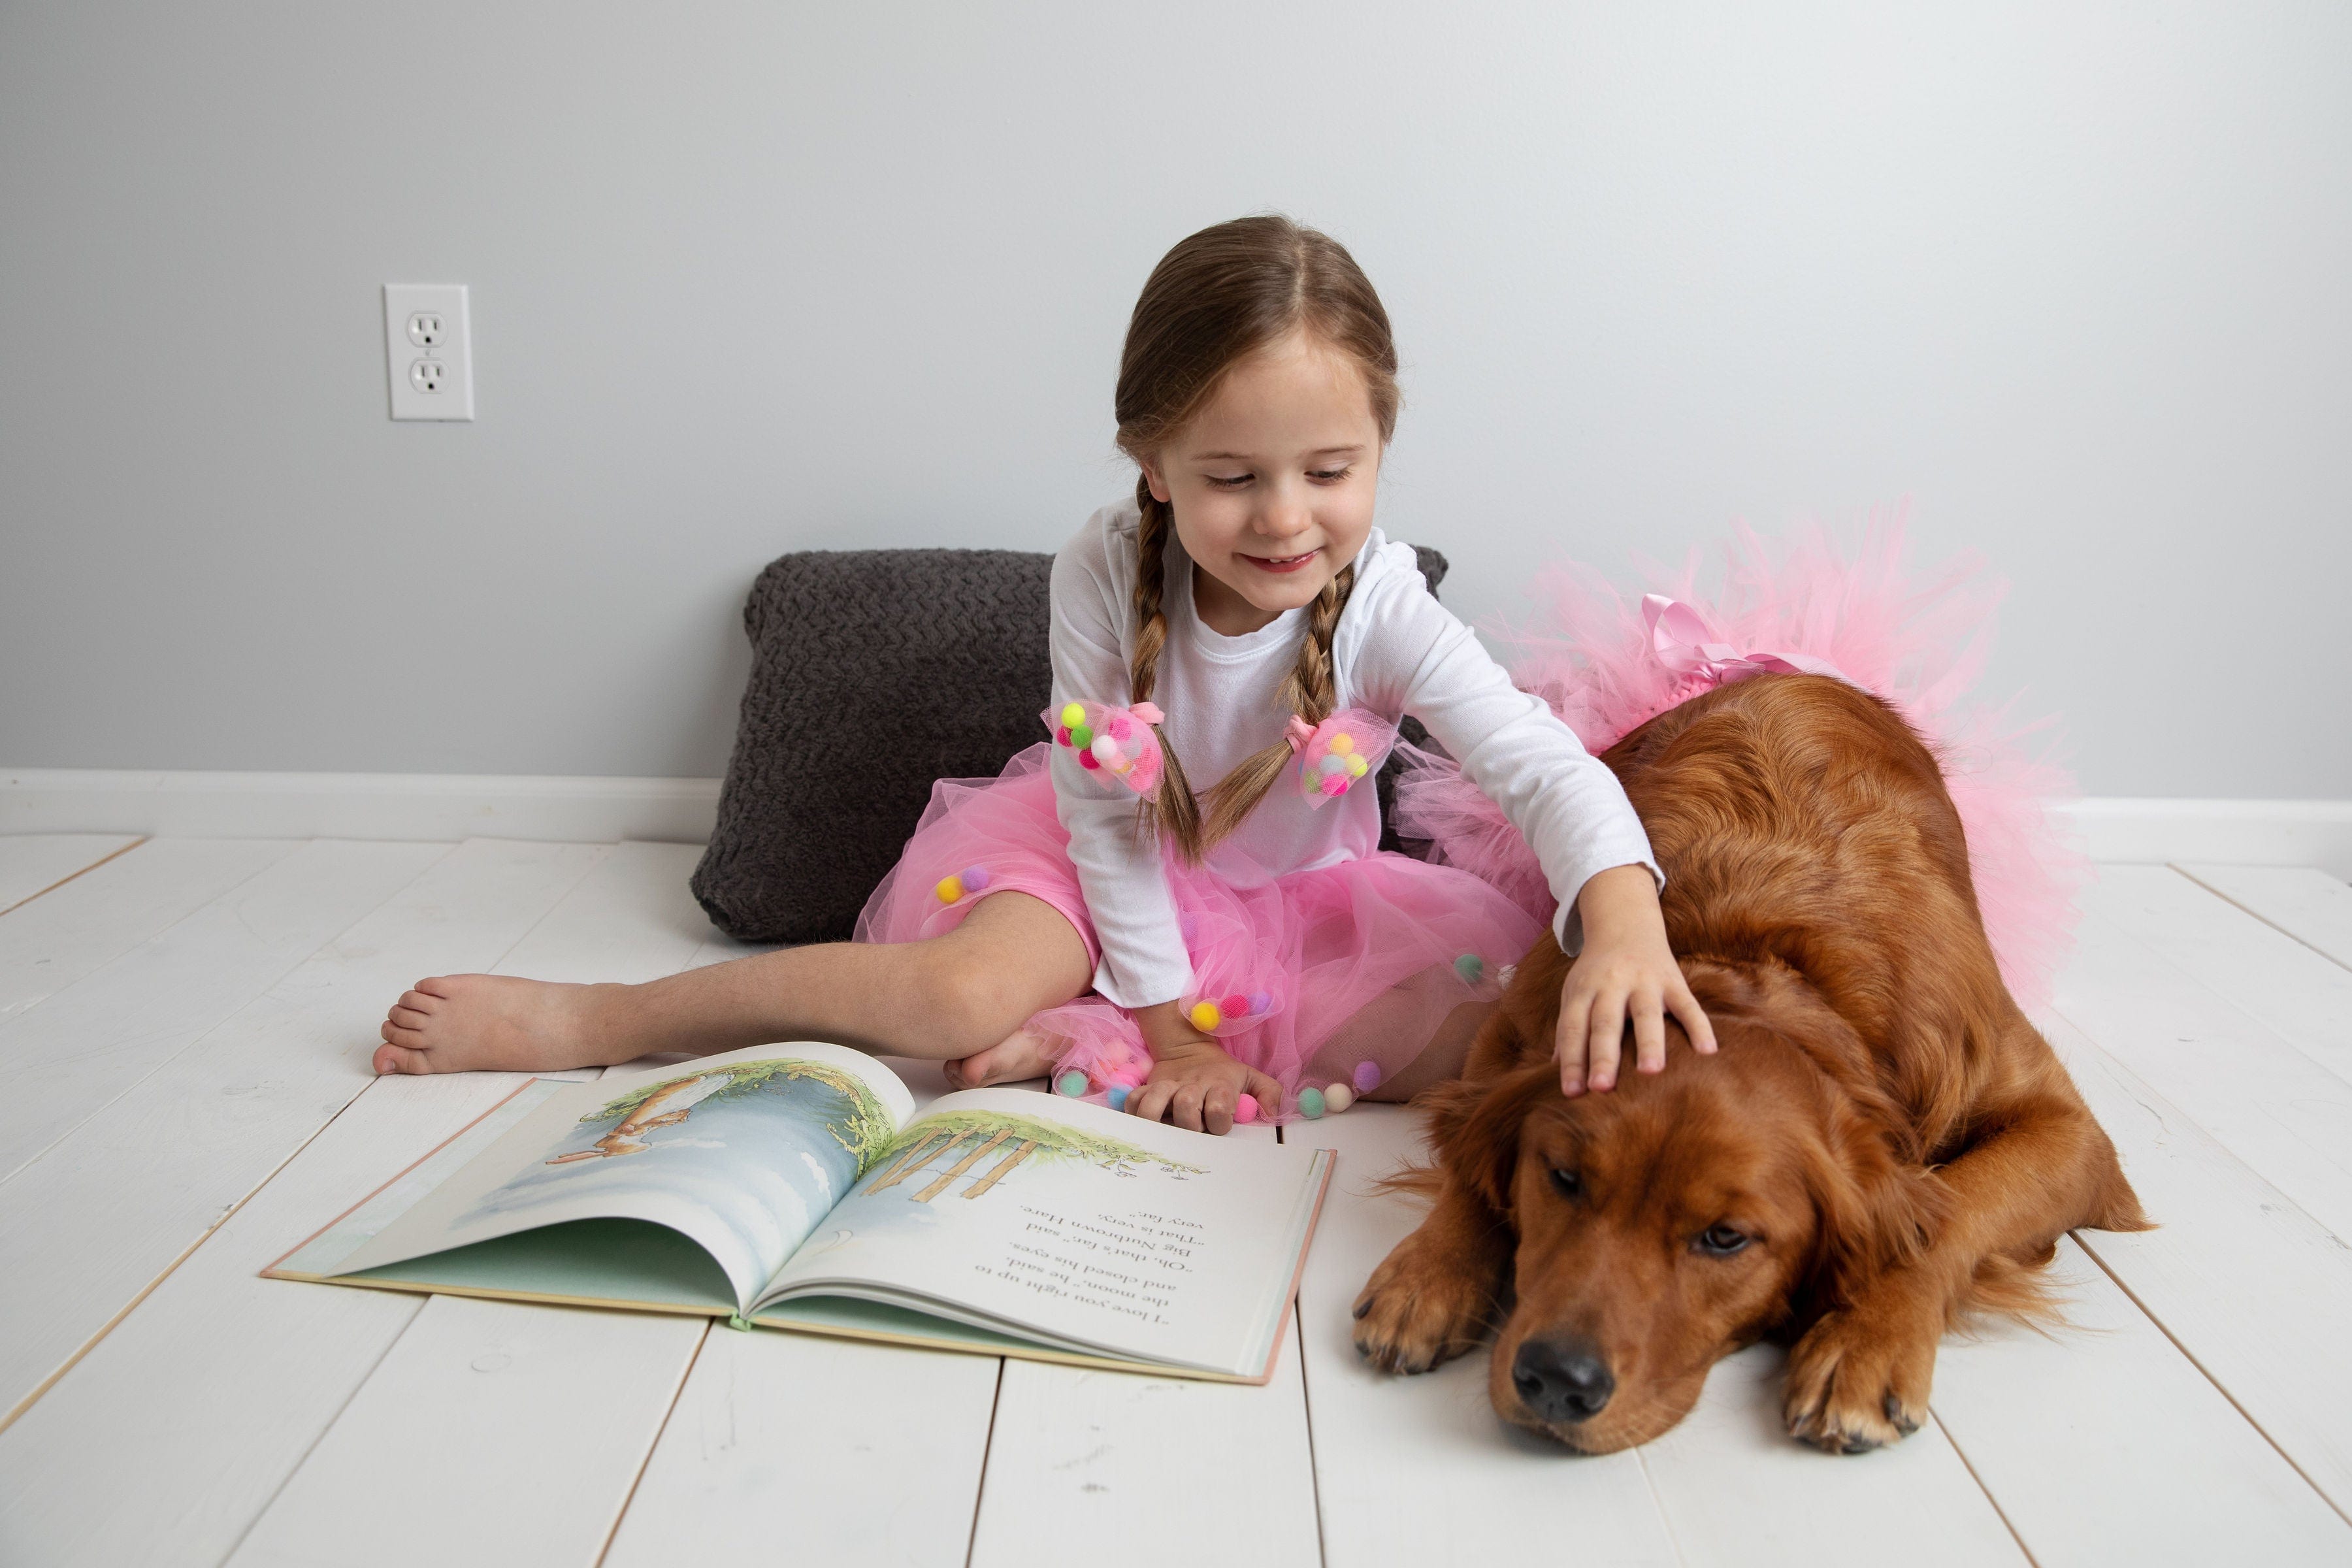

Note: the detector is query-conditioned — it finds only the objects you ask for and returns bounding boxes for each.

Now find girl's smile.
[1140,329,1384,638]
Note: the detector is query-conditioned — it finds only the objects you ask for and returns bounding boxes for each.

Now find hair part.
[1115,214,1401,862]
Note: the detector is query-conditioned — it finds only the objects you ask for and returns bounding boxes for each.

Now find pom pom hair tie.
[1044,699,1166,796]
[1285,709,1397,808]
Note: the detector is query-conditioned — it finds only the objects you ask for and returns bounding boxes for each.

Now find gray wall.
[4,2,2345,796]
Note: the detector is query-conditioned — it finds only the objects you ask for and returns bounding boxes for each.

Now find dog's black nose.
[1512,1337,1615,1423]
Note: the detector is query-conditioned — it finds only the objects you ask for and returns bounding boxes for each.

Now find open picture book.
[267,1043,1334,1384]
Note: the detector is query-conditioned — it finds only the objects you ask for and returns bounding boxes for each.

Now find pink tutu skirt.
[854,743,1543,1121]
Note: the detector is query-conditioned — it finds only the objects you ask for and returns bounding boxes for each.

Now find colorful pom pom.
[1077,749,1100,770]
[1109,713,1132,740]
[1235,1093,1258,1124]
[1320,775,1348,796]
[1056,726,1072,746]
[1219,992,1247,1018]
[1070,723,1094,749]
[1060,702,1086,728]
[1454,953,1485,985]
[1188,1000,1222,1032]
[1318,753,1348,776]
[1056,1070,1088,1097]
[1107,1083,1131,1112]
[1345,753,1369,777]
[1352,1060,1382,1094]
[1325,1082,1355,1113]
[1092,736,1120,765]
[1248,990,1271,1015]
[1329,732,1354,755]
[962,866,992,892]
[1298,1086,1326,1119]
[934,875,964,904]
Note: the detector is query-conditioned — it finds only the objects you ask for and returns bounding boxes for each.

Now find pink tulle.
[1390,512,2084,1013]
[856,744,1542,1118]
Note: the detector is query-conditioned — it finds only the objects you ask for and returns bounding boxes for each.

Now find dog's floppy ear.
[1424,1062,1556,1217]
[1796,1089,1950,1319]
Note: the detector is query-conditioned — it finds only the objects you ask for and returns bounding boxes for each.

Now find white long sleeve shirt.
[1049,500,1659,1008]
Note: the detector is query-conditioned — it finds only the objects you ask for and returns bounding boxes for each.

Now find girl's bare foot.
[943,1023,1061,1090]
[375,974,638,1077]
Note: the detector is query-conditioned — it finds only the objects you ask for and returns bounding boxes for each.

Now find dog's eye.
[1696,1224,1750,1256]
[1548,1168,1582,1199]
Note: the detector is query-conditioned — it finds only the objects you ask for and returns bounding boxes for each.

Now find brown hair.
[1115,214,1401,862]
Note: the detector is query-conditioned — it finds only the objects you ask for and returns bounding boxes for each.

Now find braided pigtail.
[1130,476,1209,862]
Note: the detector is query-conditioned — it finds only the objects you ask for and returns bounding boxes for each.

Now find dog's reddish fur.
[1352,673,2147,1454]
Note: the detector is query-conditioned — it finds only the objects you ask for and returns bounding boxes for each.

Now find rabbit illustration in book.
[545,1071,727,1164]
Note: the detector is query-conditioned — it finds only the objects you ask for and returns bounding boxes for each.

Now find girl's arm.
[1349,553,1716,1094]
[1046,517,1193,1011]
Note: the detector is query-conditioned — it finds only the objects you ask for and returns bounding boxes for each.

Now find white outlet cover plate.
[384,284,474,420]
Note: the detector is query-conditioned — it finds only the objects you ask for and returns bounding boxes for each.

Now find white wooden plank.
[970,1315,1318,1568]
[1293,1105,1681,1568]
[1640,1341,2024,1565]
[0,840,704,1565]
[1929,1239,2351,1563]
[0,834,140,913]
[223,1296,708,1568]
[0,1071,515,1567]
[2048,1013,2352,1518]
[0,838,606,1424]
[968,1120,1320,1568]
[603,1329,1000,1568]
[213,841,765,1566]
[2178,863,2352,971]
[0,836,299,1022]
[2083,865,2352,1088]
[2052,896,2352,1244]
[0,840,451,1186]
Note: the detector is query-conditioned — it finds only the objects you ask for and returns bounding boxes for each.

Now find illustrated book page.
[270,1041,915,1316]
[751,1086,1333,1381]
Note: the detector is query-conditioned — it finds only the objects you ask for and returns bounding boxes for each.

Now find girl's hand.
[1556,864,1716,1096]
[1128,1002,1284,1134]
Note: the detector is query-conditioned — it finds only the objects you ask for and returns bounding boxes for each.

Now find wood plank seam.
[0,1056,397,1434]
[2169,864,2352,977]
[962,1360,1008,1568]
[1279,1124,1336,1568]
[0,836,148,919]
[591,1321,715,1568]
[214,1277,433,1566]
[1627,1443,1695,1567]
[1925,1411,2044,1568]
[2070,1224,2352,1531]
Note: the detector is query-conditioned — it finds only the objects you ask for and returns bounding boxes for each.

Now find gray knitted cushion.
[690,544,1449,945]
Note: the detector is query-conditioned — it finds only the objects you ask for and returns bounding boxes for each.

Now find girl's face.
[1141,330,1383,638]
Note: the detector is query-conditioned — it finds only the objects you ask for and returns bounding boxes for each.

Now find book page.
[756,1088,1326,1375]
[325,1043,913,1313]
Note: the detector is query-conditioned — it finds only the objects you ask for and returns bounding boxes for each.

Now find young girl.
[376,215,1715,1133]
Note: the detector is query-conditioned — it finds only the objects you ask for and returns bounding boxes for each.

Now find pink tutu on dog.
[854,742,1541,1119]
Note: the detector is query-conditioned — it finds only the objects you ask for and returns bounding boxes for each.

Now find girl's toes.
[398,988,441,1015]
[374,1041,429,1075]
[389,1005,432,1032]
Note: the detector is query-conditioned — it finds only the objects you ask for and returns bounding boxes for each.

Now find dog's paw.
[1351,1224,1501,1375]
[1784,1303,1936,1454]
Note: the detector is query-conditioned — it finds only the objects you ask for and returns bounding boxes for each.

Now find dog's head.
[1428,990,1942,1452]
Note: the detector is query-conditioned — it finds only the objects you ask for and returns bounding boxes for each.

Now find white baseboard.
[2052,798,2352,879]
[0,770,721,845]
[1,769,2346,877]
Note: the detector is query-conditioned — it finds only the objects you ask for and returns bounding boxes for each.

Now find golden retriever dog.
[1352,672,2147,1454]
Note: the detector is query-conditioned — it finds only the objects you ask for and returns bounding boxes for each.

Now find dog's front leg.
[1784,1086,2121,1453]
[1352,1175,1512,1375]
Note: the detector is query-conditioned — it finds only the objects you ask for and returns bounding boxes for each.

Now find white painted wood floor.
[1,834,2349,1567]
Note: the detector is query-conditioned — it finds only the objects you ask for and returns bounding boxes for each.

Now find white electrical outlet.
[384,284,474,419]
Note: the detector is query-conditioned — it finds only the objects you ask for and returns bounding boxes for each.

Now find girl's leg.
[1368,998,1492,1103]
[375,890,1094,1079]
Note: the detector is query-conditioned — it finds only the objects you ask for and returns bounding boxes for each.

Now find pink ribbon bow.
[1642,595,1850,686]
